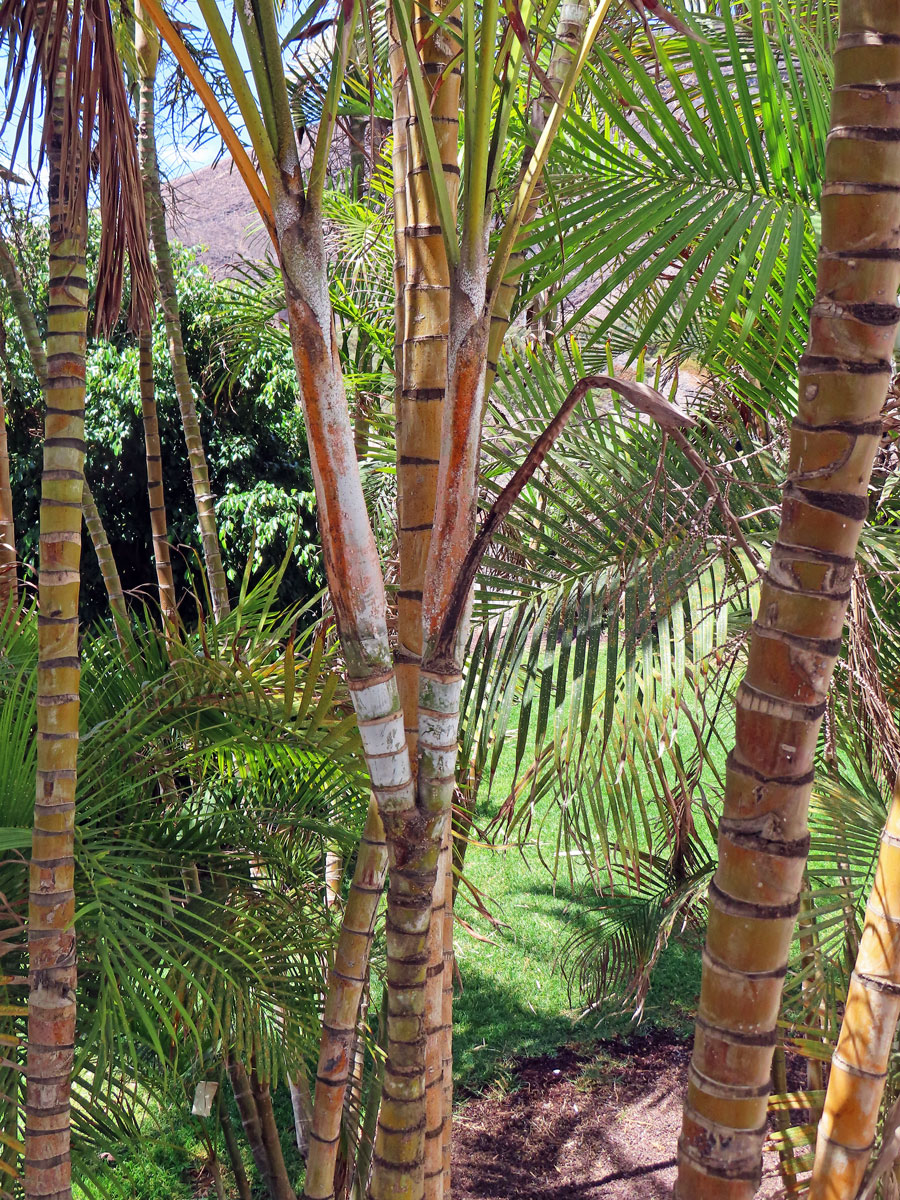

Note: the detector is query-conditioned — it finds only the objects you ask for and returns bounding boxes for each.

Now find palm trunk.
[81,479,128,634]
[808,782,900,1199]
[26,47,86,1200]
[440,836,453,1185]
[228,1057,290,1200]
[135,11,229,621]
[251,1069,297,1200]
[392,0,461,762]
[0,378,16,616]
[676,2,900,1193]
[219,1089,254,1200]
[304,801,388,1200]
[138,330,178,627]
[0,232,47,388]
[423,821,450,1200]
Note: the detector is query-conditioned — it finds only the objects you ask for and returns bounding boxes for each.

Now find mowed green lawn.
[452,657,717,1094]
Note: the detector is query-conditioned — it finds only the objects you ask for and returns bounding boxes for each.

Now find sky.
[0,0,267,200]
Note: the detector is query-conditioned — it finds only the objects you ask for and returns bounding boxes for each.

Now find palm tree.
[140,0,617,1194]
[0,5,153,1196]
[674,0,900,1191]
[137,329,179,627]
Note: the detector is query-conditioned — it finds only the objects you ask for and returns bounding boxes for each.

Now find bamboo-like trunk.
[26,50,87,1200]
[138,330,178,627]
[135,11,229,621]
[0,378,16,615]
[219,1089,254,1200]
[393,0,461,762]
[82,479,128,633]
[809,783,900,1199]
[303,801,388,1200]
[676,2,900,1193]
[0,236,46,381]
[251,1068,297,1200]
[228,1057,292,1200]
[423,820,450,1200]
[439,834,453,1185]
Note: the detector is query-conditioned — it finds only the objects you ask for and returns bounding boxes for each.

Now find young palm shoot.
[676,0,900,1193]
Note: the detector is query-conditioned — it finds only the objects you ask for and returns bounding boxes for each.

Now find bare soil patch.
[452,1032,790,1199]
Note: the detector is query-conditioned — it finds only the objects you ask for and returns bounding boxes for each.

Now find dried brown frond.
[0,0,154,332]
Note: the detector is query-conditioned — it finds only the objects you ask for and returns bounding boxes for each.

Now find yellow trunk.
[677,0,900,1194]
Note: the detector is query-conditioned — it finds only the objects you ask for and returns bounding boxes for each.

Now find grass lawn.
[452,658,715,1095]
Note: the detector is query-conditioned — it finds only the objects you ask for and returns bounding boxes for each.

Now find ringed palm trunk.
[26,57,87,1200]
[303,800,388,1200]
[227,1057,295,1200]
[135,10,229,621]
[0,378,16,616]
[389,5,461,1192]
[676,2,900,1193]
[81,479,128,634]
[393,0,461,762]
[138,330,178,627]
[808,783,900,1199]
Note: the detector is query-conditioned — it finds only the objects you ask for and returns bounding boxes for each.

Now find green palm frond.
[0,579,368,1187]
[514,1,828,389]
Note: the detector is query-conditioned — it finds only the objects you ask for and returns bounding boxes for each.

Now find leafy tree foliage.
[1,214,320,622]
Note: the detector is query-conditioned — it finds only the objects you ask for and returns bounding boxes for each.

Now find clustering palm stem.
[809,783,900,1198]
[135,6,229,622]
[137,330,178,628]
[304,800,388,1200]
[145,2,611,1198]
[0,377,15,615]
[81,478,127,634]
[26,37,87,1200]
[676,0,900,1193]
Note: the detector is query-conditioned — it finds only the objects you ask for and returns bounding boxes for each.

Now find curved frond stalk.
[809,781,900,1199]
[394,0,461,762]
[676,1,900,1193]
[138,330,178,630]
[303,801,388,1200]
[136,12,230,621]
[0,379,16,615]
[81,479,128,637]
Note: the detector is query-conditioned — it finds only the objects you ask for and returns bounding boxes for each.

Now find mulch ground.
[452,1032,794,1199]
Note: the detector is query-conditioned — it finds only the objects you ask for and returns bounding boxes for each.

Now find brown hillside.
[163,156,269,277]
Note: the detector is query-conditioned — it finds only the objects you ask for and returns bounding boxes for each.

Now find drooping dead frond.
[0,0,154,332]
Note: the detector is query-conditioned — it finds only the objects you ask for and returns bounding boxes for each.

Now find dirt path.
[452,1034,790,1199]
